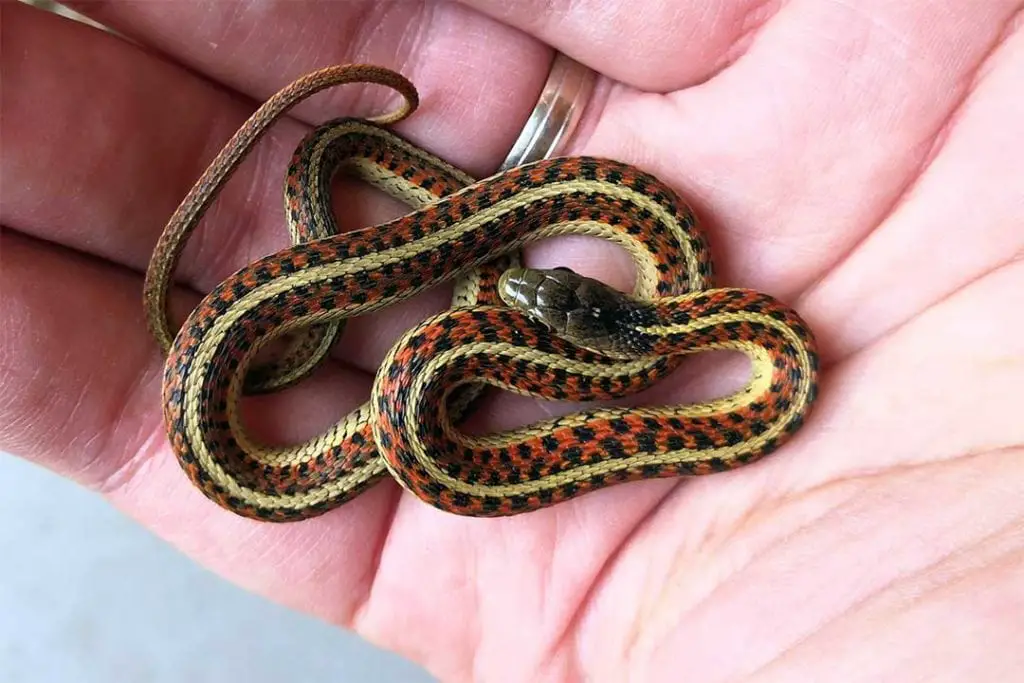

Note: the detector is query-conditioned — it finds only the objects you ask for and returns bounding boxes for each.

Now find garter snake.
[145,64,820,521]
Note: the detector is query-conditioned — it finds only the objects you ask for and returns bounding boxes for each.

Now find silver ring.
[499,53,597,170]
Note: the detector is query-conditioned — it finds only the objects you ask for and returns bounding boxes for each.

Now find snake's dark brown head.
[498,267,654,357]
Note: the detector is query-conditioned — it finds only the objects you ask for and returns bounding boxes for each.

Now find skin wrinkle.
[228,516,309,580]
[462,0,786,90]
[556,482,680,675]
[0,296,55,457]
[709,0,785,80]
[224,2,258,57]
[0,237,116,469]
[731,499,945,679]
[497,518,571,680]
[801,261,1024,488]
[745,482,1024,680]
[348,482,404,627]
[336,2,403,99]
[0,236,44,450]
[902,514,1024,602]
[71,368,127,484]
[825,0,917,61]
[91,364,168,495]
[251,524,348,610]
[645,471,937,680]
[360,1,430,85]
[466,510,590,677]
[338,0,381,68]
[824,266,1022,400]
[810,232,1024,387]
[533,513,579,682]
[100,426,167,501]
[796,455,1019,681]
[617,494,712,667]
[937,6,1024,131]
[617,482,845,673]
[832,574,1024,680]
[795,4,1022,304]
[0,233,175,489]
[598,348,1019,679]
[544,511,577,655]
[233,525,356,623]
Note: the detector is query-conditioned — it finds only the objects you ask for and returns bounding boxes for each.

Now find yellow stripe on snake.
[144,65,819,521]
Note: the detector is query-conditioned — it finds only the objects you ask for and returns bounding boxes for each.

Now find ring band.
[499,53,597,170]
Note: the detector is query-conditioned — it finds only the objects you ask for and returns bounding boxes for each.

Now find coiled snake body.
[145,65,819,521]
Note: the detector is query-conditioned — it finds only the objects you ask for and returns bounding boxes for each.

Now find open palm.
[3,2,1023,681]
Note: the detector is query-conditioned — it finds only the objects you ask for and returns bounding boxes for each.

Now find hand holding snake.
[6,4,1019,680]
[144,65,819,521]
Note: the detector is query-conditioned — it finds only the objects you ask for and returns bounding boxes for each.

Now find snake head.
[498,266,650,357]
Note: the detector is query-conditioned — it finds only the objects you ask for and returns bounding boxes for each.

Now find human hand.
[3,2,1022,681]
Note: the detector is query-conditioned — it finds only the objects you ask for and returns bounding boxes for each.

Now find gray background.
[0,455,436,683]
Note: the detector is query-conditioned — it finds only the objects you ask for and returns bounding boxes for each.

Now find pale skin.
[2,1,1023,681]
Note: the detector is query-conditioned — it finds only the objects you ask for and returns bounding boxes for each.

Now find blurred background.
[6,2,437,681]
[0,454,436,682]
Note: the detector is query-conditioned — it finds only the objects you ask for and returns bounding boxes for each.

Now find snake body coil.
[147,65,819,521]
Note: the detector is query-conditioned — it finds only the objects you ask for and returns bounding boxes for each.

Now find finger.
[799,22,1024,359]
[60,0,549,167]
[1,2,553,370]
[557,1,1023,300]
[460,0,773,90]
[4,4,324,286]
[781,259,1024,495]
[3,1,548,265]
[0,230,401,623]
[0,231,374,481]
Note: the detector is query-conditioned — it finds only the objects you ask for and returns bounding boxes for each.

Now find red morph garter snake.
[144,64,820,521]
